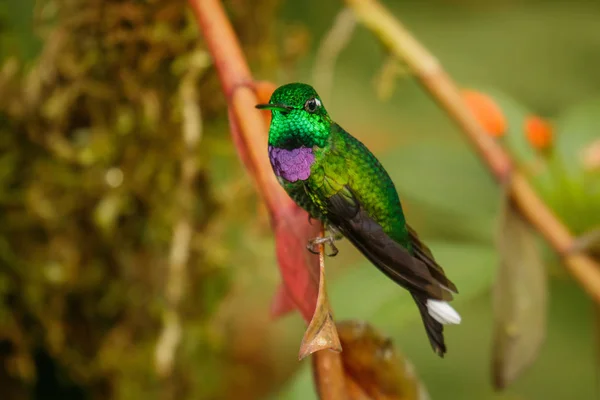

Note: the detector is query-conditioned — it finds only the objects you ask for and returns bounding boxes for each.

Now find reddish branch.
[189,2,345,398]
[189,0,287,211]
[189,0,322,324]
[344,0,600,303]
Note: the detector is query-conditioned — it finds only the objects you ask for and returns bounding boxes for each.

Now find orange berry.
[524,116,553,150]
[462,89,507,137]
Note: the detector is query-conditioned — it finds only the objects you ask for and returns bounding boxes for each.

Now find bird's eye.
[304,97,321,113]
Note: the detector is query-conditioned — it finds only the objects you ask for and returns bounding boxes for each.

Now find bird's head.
[256,83,331,149]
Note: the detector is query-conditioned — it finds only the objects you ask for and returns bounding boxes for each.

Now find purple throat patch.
[268,146,315,182]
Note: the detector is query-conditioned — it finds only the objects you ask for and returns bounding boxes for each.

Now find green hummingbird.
[256,83,460,356]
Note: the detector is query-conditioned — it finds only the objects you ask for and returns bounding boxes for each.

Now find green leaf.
[544,97,600,234]
[381,140,499,225]
[492,194,548,389]
[552,97,600,177]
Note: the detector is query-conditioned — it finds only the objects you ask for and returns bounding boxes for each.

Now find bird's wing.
[407,225,459,294]
[325,187,457,356]
[325,186,455,301]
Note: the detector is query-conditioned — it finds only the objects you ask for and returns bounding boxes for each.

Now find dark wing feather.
[407,225,459,294]
[408,227,457,355]
[325,187,454,301]
[325,187,458,356]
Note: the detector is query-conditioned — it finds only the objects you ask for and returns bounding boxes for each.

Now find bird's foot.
[307,235,340,257]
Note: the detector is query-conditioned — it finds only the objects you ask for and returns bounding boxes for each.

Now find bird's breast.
[268,145,316,182]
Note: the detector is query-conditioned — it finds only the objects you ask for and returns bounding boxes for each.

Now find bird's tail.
[412,294,446,356]
[405,225,461,356]
[412,294,461,357]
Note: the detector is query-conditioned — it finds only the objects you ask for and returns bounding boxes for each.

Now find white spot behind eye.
[304,97,321,112]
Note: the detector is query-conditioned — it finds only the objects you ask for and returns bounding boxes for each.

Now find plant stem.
[310,227,346,400]
[344,0,600,303]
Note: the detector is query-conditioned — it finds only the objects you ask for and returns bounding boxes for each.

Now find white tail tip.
[426,300,461,325]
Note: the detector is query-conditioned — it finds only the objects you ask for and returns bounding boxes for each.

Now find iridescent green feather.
[291,123,410,249]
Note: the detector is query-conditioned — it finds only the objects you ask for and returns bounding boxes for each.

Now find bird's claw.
[307,235,339,257]
[307,245,319,255]
[328,245,339,257]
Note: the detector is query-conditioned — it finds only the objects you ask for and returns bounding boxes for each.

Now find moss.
[0,0,279,398]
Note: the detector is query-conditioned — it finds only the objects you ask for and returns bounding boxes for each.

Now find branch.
[312,8,356,104]
[312,350,348,400]
[189,0,288,212]
[155,52,205,379]
[344,0,600,303]
[189,0,323,326]
[308,228,346,399]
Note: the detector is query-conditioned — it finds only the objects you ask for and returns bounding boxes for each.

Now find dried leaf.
[345,377,372,400]
[337,321,429,400]
[492,193,548,389]
[299,242,342,359]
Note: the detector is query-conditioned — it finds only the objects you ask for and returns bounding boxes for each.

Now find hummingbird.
[256,83,461,356]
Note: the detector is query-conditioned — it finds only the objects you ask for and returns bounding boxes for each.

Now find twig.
[312,8,356,104]
[344,0,510,180]
[344,0,600,304]
[312,350,348,400]
[309,227,346,400]
[188,0,289,214]
[155,53,204,378]
[373,55,407,102]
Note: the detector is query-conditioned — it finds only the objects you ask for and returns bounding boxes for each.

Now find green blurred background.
[0,0,598,399]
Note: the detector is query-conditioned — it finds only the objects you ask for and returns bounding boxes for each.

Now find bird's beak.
[255,103,292,112]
